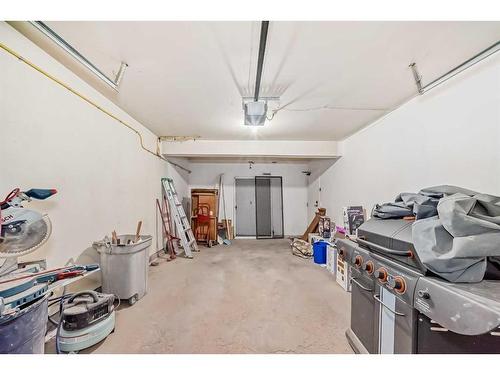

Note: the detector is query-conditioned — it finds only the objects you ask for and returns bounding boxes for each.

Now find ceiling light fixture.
[242,96,279,126]
[244,100,267,126]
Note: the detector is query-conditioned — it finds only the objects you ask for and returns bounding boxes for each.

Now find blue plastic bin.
[313,241,328,264]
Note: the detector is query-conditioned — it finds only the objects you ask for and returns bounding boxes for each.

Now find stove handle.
[351,277,373,292]
[429,328,500,336]
[357,238,413,258]
[373,294,406,316]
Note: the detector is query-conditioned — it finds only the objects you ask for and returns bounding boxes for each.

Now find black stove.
[338,217,500,354]
[356,218,426,273]
[340,238,420,353]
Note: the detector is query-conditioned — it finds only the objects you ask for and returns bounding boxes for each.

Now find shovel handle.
[135,221,143,242]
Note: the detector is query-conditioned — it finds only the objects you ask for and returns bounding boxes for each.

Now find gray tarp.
[373,185,477,220]
[374,185,500,282]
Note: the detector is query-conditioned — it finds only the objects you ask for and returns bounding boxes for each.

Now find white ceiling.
[15,21,500,140]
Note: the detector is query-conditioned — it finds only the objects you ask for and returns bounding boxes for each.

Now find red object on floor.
[194,204,211,246]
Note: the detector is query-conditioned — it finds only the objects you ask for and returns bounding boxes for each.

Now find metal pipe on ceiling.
[29,21,127,91]
[167,160,192,174]
[410,40,500,95]
[253,21,269,102]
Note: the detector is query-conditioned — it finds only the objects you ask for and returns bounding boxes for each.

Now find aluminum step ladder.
[156,195,177,261]
[161,177,198,258]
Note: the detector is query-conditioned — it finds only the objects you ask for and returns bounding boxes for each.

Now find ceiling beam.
[161,140,340,159]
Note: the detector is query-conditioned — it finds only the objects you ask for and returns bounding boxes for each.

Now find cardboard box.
[319,216,332,238]
[343,206,365,235]
[336,257,351,292]
[326,245,337,276]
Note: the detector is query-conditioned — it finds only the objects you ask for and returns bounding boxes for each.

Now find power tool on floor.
[0,188,57,276]
[57,290,116,353]
[0,187,108,354]
[0,188,58,318]
[0,187,98,314]
[0,187,56,354]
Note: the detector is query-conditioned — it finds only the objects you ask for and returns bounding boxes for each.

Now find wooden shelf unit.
[191,189,219,243]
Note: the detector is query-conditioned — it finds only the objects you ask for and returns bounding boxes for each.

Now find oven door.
[417,314,500,354]
[375,285,416,354]
[349,269,377,353]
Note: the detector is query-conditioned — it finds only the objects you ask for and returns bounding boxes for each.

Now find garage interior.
[1,16,500,356]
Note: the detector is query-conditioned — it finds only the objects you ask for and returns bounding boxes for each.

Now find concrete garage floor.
[49,239,353,354]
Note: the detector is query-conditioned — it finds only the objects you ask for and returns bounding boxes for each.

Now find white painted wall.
[309,53,500,226]
[0,23,189,271]
[165,157,192,206]
[189,162,309,236]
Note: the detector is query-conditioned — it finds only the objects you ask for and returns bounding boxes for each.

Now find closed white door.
[235,178,256,236]
[308,176,321,221]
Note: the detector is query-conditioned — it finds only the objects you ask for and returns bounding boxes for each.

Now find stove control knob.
[388,276,406,294]
[339,247,345,260]
[374,268,388,283]
[354,255,363,268]
[417,290,430,299]
[363,261,374,274]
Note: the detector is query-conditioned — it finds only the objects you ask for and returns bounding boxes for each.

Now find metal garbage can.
[93,235,152,305]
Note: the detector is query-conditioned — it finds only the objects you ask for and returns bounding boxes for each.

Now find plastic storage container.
[0,294,48,354]
[94,235,152,305]
[313,241,328,264]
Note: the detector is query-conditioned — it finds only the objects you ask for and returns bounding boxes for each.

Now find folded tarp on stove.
[374,185,500,282]
[373,185,478,220]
